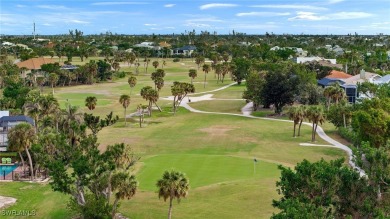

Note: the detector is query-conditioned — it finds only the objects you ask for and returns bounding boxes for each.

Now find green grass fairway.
[0,182,70,219]
[189,100,246,114]
[137,154,279,191]
[0,58,351,219]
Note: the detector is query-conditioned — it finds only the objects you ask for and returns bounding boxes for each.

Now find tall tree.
[288,106,305,137]
[85,96,97,110]
[188,69,197,84]
[202,64,210,88]
[48,73,59,95]
[8,123,36,180]
[156,170,190,219]
[119,95,131,126]
[152,60,159,69]
[307,105,325,142]
[128,76,137,96]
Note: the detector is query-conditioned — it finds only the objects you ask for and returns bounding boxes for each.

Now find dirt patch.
[199,125,237,137]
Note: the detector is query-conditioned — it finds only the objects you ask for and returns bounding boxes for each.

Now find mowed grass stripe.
[137,154,279,191]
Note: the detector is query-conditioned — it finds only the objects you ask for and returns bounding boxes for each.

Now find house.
[15,57,57,78]
[374,75,390,85]
[172,45,197,56]
[0,115,35,152]
[293,57,337,64]
[317,78,345,87]
[134,42,159,49]
[343,70,381,85]
[325,70,353,79]
[341,84,358,103]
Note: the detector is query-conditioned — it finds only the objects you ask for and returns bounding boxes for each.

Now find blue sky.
[1,0,389,35]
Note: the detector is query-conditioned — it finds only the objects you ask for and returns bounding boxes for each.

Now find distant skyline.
[1,0,389,35]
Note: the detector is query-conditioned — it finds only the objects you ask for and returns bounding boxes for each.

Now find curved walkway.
[162,82,365,176]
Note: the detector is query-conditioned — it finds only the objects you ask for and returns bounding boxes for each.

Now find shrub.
[172,58,180,62]
[338,127,357,145]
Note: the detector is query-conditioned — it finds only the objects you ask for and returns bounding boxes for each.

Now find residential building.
[293,57,337,64]
[172,45,197,56]
[15,57,57,78]
[325,70,352,79]
[0,114,35,152]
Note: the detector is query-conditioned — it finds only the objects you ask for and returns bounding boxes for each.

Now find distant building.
[326,70,353,79]
[15,57,57,78]
[172,45,197,56]
[374,75,390,85]
[0,114,35,152]
[133,42,160,50]
[293,57,337,64]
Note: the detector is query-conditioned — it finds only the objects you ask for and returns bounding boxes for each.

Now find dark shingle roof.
[0,116,35,127]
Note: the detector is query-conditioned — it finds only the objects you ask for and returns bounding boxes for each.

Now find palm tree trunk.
[168,197,173,219]
[293,123,296,137]
[314,123,318,142]
[124,107,127,126]
[155,102,162,112]
[25,147,34,180]
[18,152,25,172]
[204,73,207,88]
[298,120,303,137]
[311,122,315,142]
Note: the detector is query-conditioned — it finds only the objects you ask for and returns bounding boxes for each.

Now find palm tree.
[156,170,189,219]
[307,105,325,142]
[111,173,138,218]
[8,123,36,180]
[128,76,137,95]
[202,64,210,88]
[85,96,97,110]
[331,84,346,104]
[48,73,59,95]
[288,106,301,137]
[119,95,130,126]
[152,60,159,69]
[297,105,307,137]
[188,69,197,84]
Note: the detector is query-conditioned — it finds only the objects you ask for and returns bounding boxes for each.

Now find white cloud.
[70,19,90,24]
[236,12,290,17]
[91,2,148,6]
[16,4,26,8]
[328,0,345,4]
[144,23,157,26]
[184,22,212,28]
[199,3,238,10]
[164,4,176,8]
[251,4,327,11]
[288,12,324,21]
[288,11,373,21]
[37,5,70,10]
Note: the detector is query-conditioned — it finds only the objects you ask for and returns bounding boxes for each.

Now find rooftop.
[16,57,57,70]
[326,70,353,79]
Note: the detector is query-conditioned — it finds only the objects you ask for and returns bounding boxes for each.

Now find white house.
[293,56,337,64]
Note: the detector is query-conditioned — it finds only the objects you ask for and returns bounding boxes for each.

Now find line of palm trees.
[288,105,325,142]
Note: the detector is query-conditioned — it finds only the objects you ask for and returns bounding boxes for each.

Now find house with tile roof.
[325,70,353,79]
[15,57,57,78]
